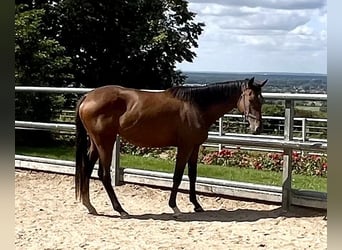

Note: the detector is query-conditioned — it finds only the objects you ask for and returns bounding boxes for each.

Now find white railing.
[207,115,326,152]
[15,86,327,210]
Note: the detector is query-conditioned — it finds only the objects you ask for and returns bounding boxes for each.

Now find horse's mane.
[166,79,247,108]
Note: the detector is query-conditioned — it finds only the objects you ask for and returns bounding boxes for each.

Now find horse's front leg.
[188,145,204,212]
[168,147,192,216]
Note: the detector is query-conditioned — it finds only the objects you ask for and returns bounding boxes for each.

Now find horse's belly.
[119,123,178,148]
[120,131,177,148]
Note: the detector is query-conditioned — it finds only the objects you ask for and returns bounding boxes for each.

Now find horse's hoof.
[88,208,99,215]
[172,212,181,219]
[194,206,204,212]
[120,211,130,219]
[171,207,182,218]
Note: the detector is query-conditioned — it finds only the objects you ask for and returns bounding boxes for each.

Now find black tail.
[75,95,88,201]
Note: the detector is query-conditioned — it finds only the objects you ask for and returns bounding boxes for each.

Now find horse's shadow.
[97,206,326,223]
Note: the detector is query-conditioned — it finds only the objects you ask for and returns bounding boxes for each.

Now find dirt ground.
[15,170,327,250]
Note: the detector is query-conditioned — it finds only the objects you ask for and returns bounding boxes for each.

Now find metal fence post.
[218,117,223,151]
[302,118,307,142]
[282,99,294,210]
[111,135,122,186]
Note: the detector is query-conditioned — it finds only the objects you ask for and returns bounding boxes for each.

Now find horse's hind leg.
[188,145,204,212]
[81,141,98,215]
[168,146,192,216]
[97,136,129,218]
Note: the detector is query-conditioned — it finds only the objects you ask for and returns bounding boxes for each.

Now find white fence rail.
[15,86,327,210]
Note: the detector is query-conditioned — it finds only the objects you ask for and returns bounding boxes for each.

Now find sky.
[176,0,327,74]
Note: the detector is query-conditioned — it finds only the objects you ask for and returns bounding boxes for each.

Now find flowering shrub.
[120,140,177,161]
[120,140,162,156]
[291,151,327,177]
[201,149,251,168]
[201,149,327,177]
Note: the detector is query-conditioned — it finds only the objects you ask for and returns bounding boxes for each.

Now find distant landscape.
[183,71,327,94]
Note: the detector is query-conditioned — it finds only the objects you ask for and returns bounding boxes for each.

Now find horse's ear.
[247,77,255,88]
[259,79,268,87]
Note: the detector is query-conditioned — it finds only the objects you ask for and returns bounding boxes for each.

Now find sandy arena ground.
[15,170,327,250]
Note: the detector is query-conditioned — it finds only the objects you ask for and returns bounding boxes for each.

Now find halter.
[239,90,260,124]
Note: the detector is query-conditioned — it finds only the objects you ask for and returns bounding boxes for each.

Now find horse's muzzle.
[251,124,263,135]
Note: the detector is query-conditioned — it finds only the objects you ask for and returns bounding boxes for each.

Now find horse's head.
[237,77,268,135]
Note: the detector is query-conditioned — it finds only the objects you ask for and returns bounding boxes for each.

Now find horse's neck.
[202,95,240,128]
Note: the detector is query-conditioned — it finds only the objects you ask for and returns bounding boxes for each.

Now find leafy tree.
[294,108,327,119]
[15,4,76,146]
[52,0,204,89]
[260,104,285,135]
[262,104,284,117]
[15,4,74,88]
[15,4,74,122]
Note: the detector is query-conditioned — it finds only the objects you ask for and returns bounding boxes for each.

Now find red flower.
[218,149,229,156]
[322,163,328,170]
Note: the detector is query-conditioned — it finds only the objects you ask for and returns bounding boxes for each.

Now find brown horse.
[75,77,267,217]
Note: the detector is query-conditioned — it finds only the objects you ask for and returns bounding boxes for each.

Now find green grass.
[296,106,322,112]
[15,145,327,192]
[16,145,76,160]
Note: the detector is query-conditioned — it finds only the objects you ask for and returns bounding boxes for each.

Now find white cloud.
[290,25,314,36]
[189,0,326,10]
[177,0,327,73]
